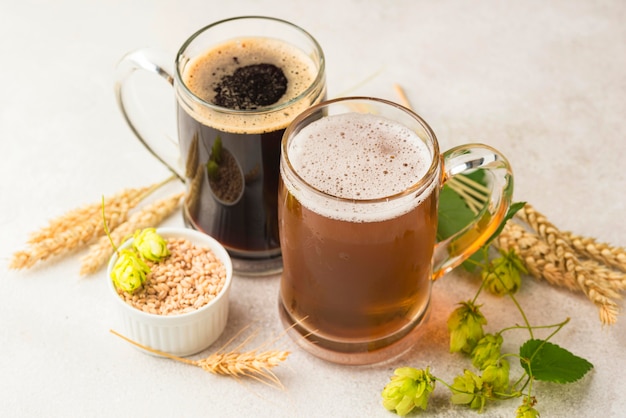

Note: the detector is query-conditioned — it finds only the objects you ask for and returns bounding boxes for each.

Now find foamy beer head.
[175,17,326,135]
[281,99,441,222]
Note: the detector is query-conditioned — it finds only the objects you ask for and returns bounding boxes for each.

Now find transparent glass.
[278,97,513,364]
[114,16,327,276]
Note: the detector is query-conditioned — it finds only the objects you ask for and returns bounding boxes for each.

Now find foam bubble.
[284,112,436,222]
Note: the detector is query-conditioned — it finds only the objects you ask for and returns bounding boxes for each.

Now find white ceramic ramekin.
[107,227,233,357]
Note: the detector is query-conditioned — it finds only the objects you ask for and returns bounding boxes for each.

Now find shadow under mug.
[278,96,514,365]
[114,16,326,276]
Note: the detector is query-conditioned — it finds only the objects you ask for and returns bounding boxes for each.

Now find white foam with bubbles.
[283,112,437,222]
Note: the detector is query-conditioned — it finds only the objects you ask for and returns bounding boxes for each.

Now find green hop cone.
[448,301,487,354]
[132,228,170,262]
[482,249,527,296]
[516,402,540,418]
[482,359,510,392]
[206,160,220,181]
[450,370,487,412]
[471,333,503,370]
[381,367,436,416]
[111,248,150,293]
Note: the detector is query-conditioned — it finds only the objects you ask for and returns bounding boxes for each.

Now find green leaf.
[519,339,593,383]
[437,170,488,242]
[437,185,476,242]
[437,168,525,272]
[484,201,526,246]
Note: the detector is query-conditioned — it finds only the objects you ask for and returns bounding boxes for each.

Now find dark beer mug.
[115,16,326,275]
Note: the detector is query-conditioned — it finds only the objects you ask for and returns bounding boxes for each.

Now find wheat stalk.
[79,192,184,275]
[110,328,290,389]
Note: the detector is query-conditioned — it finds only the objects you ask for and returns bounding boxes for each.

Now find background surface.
[2,0,625,416]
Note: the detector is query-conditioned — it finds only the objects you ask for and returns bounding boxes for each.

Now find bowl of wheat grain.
[107,227,233,357]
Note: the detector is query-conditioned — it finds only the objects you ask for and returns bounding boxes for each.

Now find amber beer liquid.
[177,36,325,267]
[279,112,439,358]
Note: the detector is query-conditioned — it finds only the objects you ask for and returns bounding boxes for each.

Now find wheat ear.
[10,178,175,270]
[79,192,184,275]
[110,329,290,389]
[562,232,626,273]
[497,222,620,325]
[10,187,147,269]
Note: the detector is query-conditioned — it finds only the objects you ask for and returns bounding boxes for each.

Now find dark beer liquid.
[179,112,283,256]
[178,37,320,258]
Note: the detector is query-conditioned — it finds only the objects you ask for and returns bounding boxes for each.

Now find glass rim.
[174,15,326,116]
[281,96,442,204]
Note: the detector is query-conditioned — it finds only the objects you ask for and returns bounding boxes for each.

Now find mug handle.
[114,48,184,180]
[432,143,514,279]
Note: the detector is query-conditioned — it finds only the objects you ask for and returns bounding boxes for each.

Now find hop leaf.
[471,333,503,370]
[520,339,593,383]
[448,301,487,354]
[132,227,170,262]
[381,367,435,416]
[111,248,150,293]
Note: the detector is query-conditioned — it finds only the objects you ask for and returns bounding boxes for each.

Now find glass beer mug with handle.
[114,16,327,276]
[278,96,513,365]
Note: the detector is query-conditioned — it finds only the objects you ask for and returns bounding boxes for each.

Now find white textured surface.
[1,1,625,417]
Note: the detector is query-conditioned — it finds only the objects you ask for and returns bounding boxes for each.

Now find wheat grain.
[79,192,184,275]
[113,236,226,315]
[581,260,626,291]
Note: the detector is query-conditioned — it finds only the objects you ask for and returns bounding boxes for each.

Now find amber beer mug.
[115,16,326,275]
[278,97,513,364]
